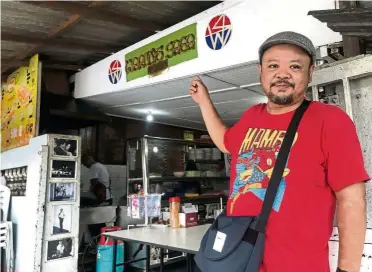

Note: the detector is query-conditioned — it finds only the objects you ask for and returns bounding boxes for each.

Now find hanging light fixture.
[146,111,153,122]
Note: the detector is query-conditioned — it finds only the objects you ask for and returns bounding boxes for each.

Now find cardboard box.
[179,212,198,228]
[179,204,198,228]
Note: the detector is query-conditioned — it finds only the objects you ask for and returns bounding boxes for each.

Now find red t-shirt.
[224,101,369,272]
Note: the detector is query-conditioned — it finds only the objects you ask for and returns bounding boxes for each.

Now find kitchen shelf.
[150,256,187,268]
[150,176,228,183]
[126,136,229,209]
[161,195,227,206]
[128,176,228,183]
[194,159,224,164]
[127,135,216,148]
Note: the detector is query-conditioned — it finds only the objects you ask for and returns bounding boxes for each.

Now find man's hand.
[335,182,366,272]
[188,76,229,153]
[189,76,211,105]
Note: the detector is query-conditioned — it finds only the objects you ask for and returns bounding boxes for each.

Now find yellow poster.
[1,54,39,152]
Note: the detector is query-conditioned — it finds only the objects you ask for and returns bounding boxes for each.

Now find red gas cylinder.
[97,226,125,272]
[98,226,122,246]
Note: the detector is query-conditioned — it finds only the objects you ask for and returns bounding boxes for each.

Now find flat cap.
[258,31,316,63]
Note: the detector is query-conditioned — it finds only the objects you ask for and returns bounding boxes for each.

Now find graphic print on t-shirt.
[229,127,298,214]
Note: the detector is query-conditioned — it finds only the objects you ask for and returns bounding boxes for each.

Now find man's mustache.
[270,80,295,88]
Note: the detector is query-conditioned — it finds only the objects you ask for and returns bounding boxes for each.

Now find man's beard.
[267,79,296,105]
[267,92,294,105]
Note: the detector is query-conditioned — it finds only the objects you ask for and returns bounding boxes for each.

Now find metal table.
[103,224,211,272]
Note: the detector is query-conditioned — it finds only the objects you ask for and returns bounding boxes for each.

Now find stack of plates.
[189,148,195,160]
[186,171,201,177]
[196,149,204,160]
[204,148,213,160]
[212,148,221,160]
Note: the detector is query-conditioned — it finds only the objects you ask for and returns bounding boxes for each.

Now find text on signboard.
[125,34,196,73]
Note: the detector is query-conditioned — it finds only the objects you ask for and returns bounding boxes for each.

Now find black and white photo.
[50,183,76,201]
[51,160,76,179]
[52,138,77,157]
[52,204,72,235]
[47,238,73,261]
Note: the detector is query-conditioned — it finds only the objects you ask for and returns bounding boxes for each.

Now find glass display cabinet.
[126,136,229,205]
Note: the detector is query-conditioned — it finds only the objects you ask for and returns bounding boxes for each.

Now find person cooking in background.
[81,152,113,206]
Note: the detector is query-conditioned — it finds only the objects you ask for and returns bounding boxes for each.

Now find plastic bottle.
[169,197,180,228]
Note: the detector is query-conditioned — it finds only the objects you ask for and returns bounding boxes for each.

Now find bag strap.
[255,100,311,233]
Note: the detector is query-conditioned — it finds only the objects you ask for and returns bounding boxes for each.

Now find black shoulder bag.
[194,100,311,272]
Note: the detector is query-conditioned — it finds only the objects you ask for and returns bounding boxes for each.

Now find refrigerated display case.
[126,136,229,204]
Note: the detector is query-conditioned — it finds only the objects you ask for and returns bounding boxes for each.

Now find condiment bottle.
[169,197,180,228]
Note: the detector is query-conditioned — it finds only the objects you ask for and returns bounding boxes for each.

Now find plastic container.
[97,226,124,272]
[169,197,181,228]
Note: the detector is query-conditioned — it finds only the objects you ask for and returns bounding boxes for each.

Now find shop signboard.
[125,23,197,82]
[184,130,194,141]
[1,54,40,152]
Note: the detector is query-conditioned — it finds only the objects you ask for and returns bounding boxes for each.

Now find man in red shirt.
[189,31,369,272]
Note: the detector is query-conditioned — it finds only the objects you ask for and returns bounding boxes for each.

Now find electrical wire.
[81,234,101,272]
[80,217,118,272]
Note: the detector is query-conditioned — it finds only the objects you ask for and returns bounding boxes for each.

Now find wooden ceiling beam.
[17,1,109,60]
[2,59,86,71]
[24,1,166,32]
[2,32,122,54]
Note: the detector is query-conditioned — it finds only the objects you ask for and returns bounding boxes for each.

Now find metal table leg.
[146,245,151,272]
[159,248,164,272]
[187,253,194,272]
[123,241,128,271]
[112,239,117,272]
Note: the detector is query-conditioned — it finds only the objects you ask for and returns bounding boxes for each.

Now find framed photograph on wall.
[50,160,77,179]
[52,137,78,158]
[47,237,73,261]
[50,183,76,202]
[51,204,72,235]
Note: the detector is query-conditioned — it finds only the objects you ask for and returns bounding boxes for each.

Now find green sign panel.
[125,23,197,82]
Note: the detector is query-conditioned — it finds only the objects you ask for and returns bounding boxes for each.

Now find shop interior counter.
[79,206,117,225]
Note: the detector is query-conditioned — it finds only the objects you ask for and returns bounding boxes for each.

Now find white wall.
[74,0,341,99]
[310,56,372,270]
[329,228,372,271]
[4,136,49,272]
[80,164,127,205]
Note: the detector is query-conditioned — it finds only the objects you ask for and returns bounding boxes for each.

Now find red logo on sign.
[108,60,122,84]
[205,14,232,50]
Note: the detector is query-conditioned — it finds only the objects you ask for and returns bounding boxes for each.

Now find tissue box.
[179,203,198,228]
[179,212,198,228]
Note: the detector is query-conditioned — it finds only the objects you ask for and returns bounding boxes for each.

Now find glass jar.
[169,197,180,228]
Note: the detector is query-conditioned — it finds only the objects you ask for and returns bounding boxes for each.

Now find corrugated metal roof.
[1,1,71,35]
[57,18,150,47]
[36,46,95,62]
[1,1,220,75]
[1,41,30,58]
[104,1,215,23]
[360,1,372,9]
